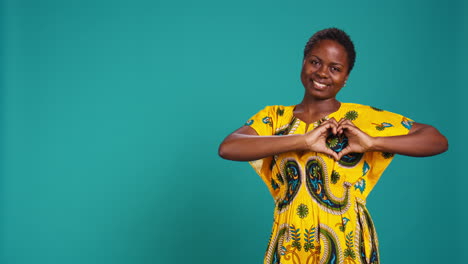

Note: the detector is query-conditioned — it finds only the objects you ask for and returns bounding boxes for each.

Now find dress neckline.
[291,102,344,125]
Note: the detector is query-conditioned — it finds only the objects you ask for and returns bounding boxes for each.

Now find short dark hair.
[303,28,356,73]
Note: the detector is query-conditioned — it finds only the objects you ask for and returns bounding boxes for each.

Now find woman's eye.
[331,67,341,72]
[310,60,319,65]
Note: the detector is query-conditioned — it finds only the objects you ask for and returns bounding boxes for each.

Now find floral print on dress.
[372,122,393,131]
[344,110,358,120]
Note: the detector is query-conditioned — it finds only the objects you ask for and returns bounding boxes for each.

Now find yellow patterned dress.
[245,103,414,264]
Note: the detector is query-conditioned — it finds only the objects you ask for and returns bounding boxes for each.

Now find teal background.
[1,0,466,263]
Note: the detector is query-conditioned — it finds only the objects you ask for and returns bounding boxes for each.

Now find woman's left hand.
[336,119,374,160]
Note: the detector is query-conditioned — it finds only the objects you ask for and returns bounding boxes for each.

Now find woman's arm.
[337,119,448,159]
[218,119,341,161]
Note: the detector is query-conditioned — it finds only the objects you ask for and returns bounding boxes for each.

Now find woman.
[218,28,448,264]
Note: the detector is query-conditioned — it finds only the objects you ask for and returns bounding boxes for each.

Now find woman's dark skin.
[218,39,448,161]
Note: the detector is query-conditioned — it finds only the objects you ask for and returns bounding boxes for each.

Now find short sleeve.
[244,106,276,136]
[358,107,415,138]
[353,106,415,189]
[244,106,279,197]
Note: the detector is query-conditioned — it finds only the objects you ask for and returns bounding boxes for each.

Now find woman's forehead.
[307,39,348,64]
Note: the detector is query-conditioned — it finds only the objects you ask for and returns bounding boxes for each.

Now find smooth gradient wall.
[1,0,465,263]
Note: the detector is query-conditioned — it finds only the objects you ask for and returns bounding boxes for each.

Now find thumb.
[337,146,352,161]
[324,149,339,161]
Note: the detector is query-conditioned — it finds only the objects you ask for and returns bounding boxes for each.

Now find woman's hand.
[303,118,340,160]
[336,119,374,160]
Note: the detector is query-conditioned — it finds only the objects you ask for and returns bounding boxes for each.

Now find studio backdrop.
[1,0,466,263]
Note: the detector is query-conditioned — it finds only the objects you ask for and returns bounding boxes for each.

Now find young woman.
[219,28,447,264]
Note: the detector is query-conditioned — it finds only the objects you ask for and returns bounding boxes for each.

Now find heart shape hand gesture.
[304,118,374,160]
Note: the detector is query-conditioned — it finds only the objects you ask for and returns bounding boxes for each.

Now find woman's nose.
[316,66,328,78]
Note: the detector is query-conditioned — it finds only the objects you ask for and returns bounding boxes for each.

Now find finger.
[338,146,355,160]
[337,118,347,125]
[338,123,351,131]
[331,152,339,161]
[337,124,347,135]
[336,151,343,161]
[338,119,355,128]
[325,117,339,127]
[342,118,354,125]
[337,118,352,126]
[321,118,338,135]
[337,146,352,160]
[324,149,339,160]
[337,123,343,135]
[313,122,332,134]
[317,121,337,135]
[337,118,350,134]
[339,123,359,135]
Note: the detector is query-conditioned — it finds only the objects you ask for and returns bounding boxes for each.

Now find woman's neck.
[294,97,341,124]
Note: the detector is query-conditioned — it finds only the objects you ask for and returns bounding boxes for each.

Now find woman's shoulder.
[339,102,414,135]
[341,102,385,112]
[340,102,408,118]
[256,104,295,113]
[245,105,296,136]
[250,105,296,120]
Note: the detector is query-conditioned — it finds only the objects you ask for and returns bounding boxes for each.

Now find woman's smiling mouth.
[312,80,329,89]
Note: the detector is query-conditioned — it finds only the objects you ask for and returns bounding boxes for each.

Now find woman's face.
[301,39,350,100]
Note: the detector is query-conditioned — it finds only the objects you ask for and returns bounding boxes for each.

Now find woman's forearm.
[219,132,306,161]
[369,123,448,157]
